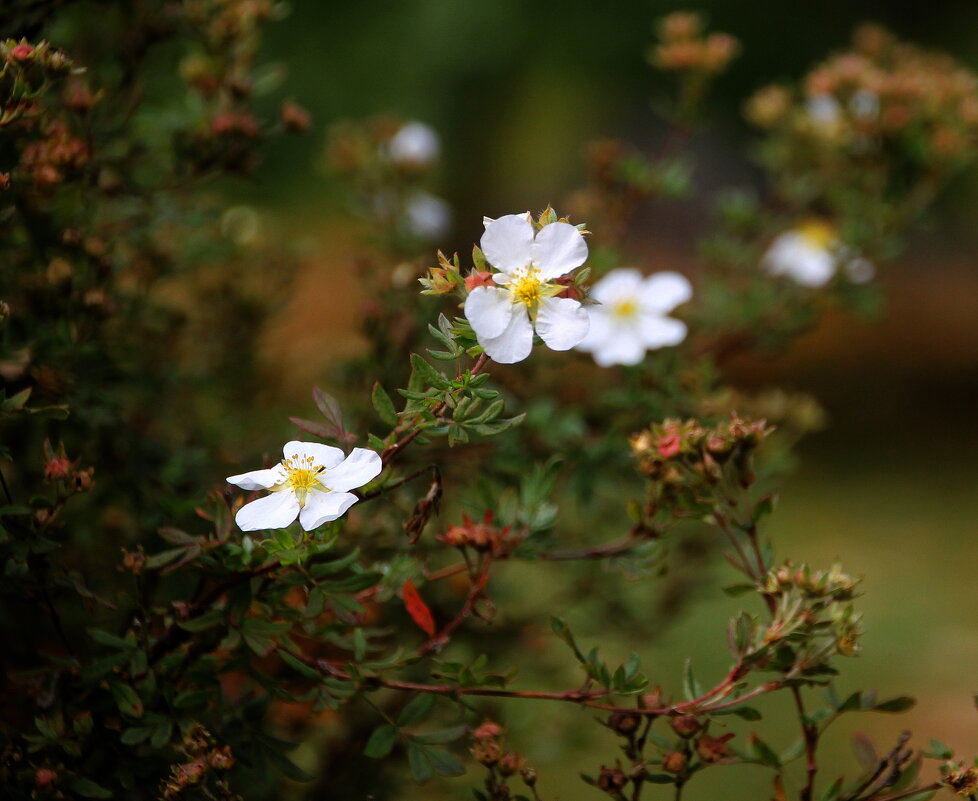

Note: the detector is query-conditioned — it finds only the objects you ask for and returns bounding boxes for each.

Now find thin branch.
[792,685,818,801]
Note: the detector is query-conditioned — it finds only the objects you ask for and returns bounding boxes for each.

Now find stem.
[0,463,13,504]
[359,463,438,501]
[792,686,818,801]
[417,554,492,657]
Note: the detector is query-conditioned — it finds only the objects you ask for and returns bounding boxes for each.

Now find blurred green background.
[221,1,978,797]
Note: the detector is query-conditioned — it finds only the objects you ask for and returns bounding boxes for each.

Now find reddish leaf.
[402,580,436,636]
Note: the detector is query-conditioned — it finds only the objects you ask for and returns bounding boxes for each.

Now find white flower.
[849,89,879,120]
[464,214,590,364]
[227,441,382,532]
[576,269,692,366]
[404,191,451,239]
[806,94,842,133]
[761,221,874,287]
[388,121,440,167]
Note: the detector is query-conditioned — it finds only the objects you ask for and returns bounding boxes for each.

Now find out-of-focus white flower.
[388,121,440,167]
[227,441,382,532]
[576,269,692,366]
[849,89,879,120]
[404,191,451,240]
[762,220,874,287]
[464,213,589,364]
[806,93,842,134]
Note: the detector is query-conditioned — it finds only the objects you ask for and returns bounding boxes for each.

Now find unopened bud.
[35,767,58,788]
[597,764,628,793]
[670,714,701,737]
[608,711,641,736]
[662,750,686,773]
[520,766,537,787]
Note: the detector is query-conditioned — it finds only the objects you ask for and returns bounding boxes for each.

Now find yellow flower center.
[509,267,544,307]
[797,220,835,250]
[279,454,325,507]
[611,299,639,320]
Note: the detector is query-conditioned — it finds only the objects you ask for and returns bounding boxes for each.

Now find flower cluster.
[747,24,978,161]
[630,415,773,479]
[437,511,519,555]
[648,12,739,74]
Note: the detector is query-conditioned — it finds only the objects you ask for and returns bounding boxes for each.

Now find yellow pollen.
[279,454,325,507]
[797,219,835,249]
[611,299,639,320]
[509,267,544,307]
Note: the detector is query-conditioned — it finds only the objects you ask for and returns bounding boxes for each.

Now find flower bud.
[696,732,734,762]
[71,469,94,493]
[10,43,35,61]
[608,711,641,736]
[44,456,72,481]
[597,764,628,793]
[280,101,311,133]
[35,767,57,788]
[520,766,537,787]
[207,745,235,771]
[662,750,686,773]
[670,714,701,737]
[498,751,525,777]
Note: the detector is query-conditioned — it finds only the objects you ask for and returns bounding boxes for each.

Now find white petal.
[574,308,614,352]
[639,314,688,349]
[640,272,693,313]
[298,490,359,530]
[479,307,534,364]
[480,214,534,274]
[464,285,515,339]
[591,268,643,304]
[226,467,284,490]
[325,448,383,492]
[235,491,300,531]
[762,234,836,287]
[593,335,647,367]
[283,441,345,470]
[531,222,588,280]
[535,296,589,351]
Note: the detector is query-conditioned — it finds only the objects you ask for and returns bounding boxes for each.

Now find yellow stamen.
[509,267,544,307]
[797,219,835,249]
[611,299,638,320]
[278,454,325,507]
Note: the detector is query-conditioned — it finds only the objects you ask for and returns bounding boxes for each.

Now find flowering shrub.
[1,7,977,801]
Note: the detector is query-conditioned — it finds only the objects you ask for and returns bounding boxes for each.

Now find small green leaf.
[372,382,398,426]
[407,740,434,782]
[872,695,915,713]
[277,649,320,679]
[364,724,398,758]
[67,777,112,798]
[426,747,465,777]
[409,354,451,390]
[110,682,143,718]
[120,726,154,746]
[397,693,437,727]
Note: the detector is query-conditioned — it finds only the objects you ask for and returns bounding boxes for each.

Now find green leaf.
[749,734,780,767]
[407,740,435,782]
[681,659,703,701]
[817,776,842,801]
[372,382,398,426]
[67,777,112,798]
[425,747,465,777]
[172,689,211,710]
[409,353,451,390]
[277,649,320,679]
[176,608,225,632]
[872,695,915,713]
[364,724,398,758]
[87,628,133,650]
[110,682,143,718]
[120,726,154,746]
[397,693,437,727]
[414,725,468,745]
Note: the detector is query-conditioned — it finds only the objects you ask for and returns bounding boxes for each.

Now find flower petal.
[535,296,589,351]
[298,490,359,530]
[639,314,687,349]
[235,491,300,531]
[325,448,383,492]
[574,308,614,352]
[480,214,534,274]
[464,285,515,339]
[762,234,836,287]
[479,307,534,363]
[590,268,643,304]
[226,467,285,490]
[282,441,346,470]
[531,222,588,280]
[640,272,693,313]
[592,335,647,367]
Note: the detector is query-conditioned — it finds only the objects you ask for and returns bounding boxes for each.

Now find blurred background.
[122,0,978,797]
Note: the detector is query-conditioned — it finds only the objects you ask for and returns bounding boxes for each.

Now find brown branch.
[792,685,818,801]
[417,554,493,657]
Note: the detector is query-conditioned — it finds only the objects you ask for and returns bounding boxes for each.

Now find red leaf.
[402,580,436,637]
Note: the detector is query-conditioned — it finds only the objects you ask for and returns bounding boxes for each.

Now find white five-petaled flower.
[464,214,589,364]
[576,268,692,367]
[761,220,874,287]
[388,121,440,167]
[227,441,383,532]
